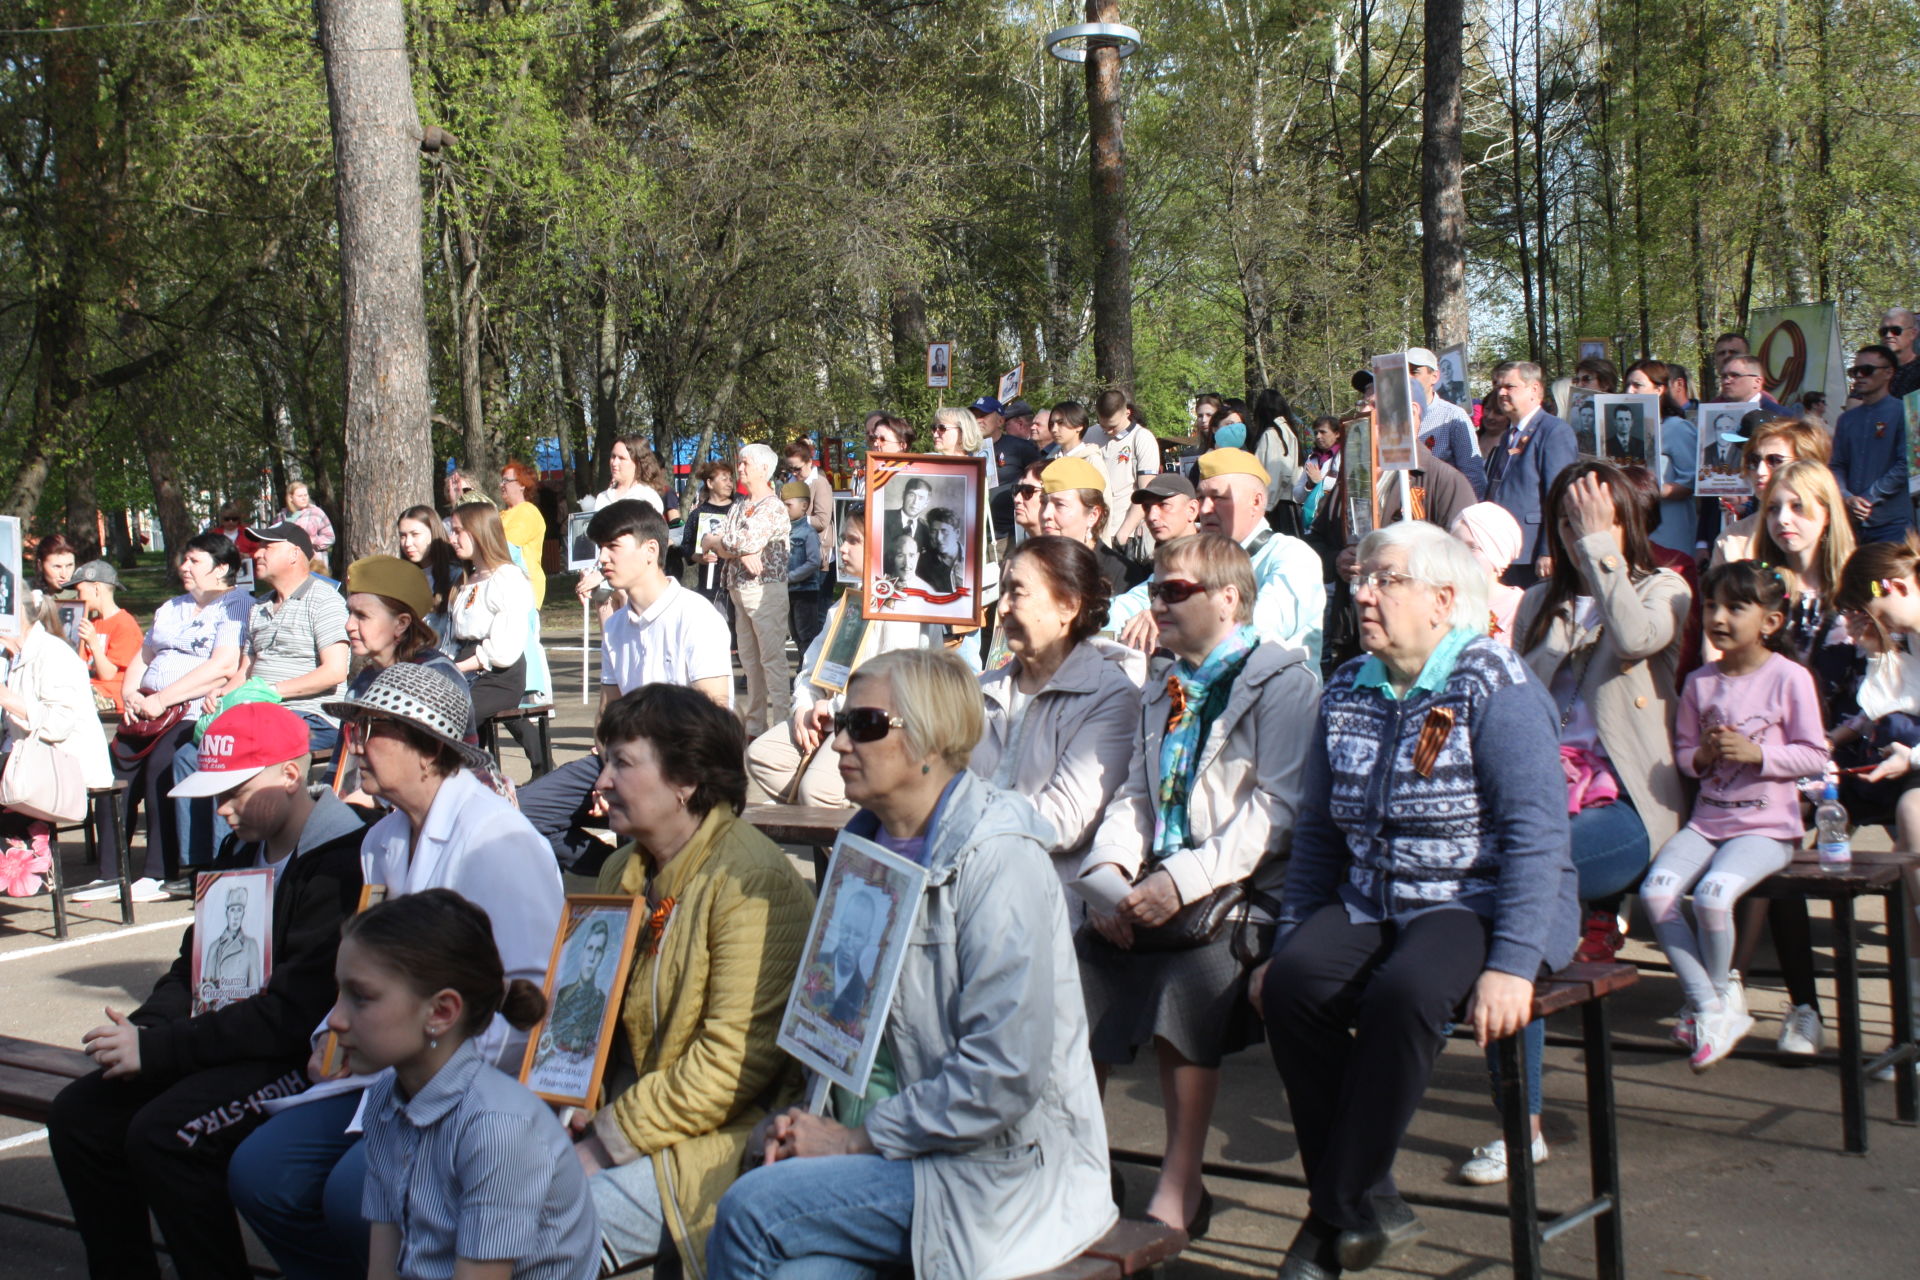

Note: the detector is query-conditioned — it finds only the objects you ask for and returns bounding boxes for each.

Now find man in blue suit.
[1483,360,1580,588]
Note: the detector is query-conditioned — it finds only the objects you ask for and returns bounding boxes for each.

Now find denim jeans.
[226,1091,368,1280]
[707,1154,915,1280]
[173,713,340,866]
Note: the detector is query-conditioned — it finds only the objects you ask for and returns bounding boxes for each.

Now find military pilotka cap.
[1040,458,1107,495]
[1196,448,1271,487]
[779,481,811,502]
[1132,473,1197,504]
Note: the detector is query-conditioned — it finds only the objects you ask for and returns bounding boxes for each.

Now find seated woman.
[570,684,814,1274]
[1256,521,1576,1279]
[1,590,114,848]
[337,555,473,803]
[446,501,546,774]
[395,505,463,656]
[970,537,1143,894]
[1040,457,1144,595]
[708,649,1117,1280]
[1079,534,1318,1236]
[747,503,946,807]
[227,663,562,1280]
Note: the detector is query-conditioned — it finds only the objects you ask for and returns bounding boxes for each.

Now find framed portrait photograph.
[1694,408,1754,498]
[1437,342,1470,407]
[234,555,256,594]
[1566,387,1597,450]
[778,831,930,1095]
[810,597,874,693]
[695,509,728,593]
[997,363,1024,405]
[191,868,276,1015]
[565,510,598,572]
[833,494,863,585]
[862,453,987,627]
[925,342,952,389]
[320,884,390,1074]
[1590,394,1661,467]
[56,601,85,651]
[1578,337,1611,363]
[1371,352,1416,471]
[1345,416,1376,538]
[1906,392,1920,494]
[520,895,647,1109]
[0,515,19,637]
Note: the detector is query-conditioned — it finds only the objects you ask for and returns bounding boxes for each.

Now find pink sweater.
[1677,652,1829,841]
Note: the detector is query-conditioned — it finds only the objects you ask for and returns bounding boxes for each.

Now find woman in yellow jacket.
[498,458,549,607]
[570,683,814,1278]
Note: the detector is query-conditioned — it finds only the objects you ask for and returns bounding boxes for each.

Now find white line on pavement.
[0,917,188,964]
[0,1128,48,1152]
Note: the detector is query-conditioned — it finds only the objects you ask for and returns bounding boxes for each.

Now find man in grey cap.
[1406,346,1487,499]
[1110,472,1202,641]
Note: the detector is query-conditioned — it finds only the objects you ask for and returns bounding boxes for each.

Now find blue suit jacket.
[1485,411,1580,563]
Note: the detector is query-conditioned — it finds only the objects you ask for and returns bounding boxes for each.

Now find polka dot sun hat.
[322,662,492,770]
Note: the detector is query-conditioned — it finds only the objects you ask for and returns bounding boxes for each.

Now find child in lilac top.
[1641,562,1829,1071]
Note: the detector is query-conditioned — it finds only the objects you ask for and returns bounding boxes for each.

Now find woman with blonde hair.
[1712,420,1834,567]
[446,502,545,773]
[929,406,983,457]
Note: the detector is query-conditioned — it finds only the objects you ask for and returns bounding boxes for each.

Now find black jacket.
[132,794,367,1079]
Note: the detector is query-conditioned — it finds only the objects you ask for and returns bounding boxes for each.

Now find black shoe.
[162,876,194,899]
[1277,1215,1342,1279]
[1335,1194,1425,1272]
[1147,1186,1214,1241]
[1110,1167,1126,1213]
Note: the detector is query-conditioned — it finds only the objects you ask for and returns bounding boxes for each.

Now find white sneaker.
[1723,970,1747,1019]
[1778,1003,1824,1056]
[128,877,169,903]
[68,880,126,903]
[1456,1134,1549,1186]
[1689,1001,1753,1072]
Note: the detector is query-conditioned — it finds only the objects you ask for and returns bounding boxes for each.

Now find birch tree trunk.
[1420,0,1468,354]
[1084,0,1135,392]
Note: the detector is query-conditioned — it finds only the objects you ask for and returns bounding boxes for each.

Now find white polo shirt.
[600,578,734,704]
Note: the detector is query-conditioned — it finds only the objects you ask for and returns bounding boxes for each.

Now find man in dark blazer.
[1484,360,1580,588]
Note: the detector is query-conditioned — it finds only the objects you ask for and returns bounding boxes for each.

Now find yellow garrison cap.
[1197,447,1270,486]
[779,480,811,501]
[1041,457,1107,494]
[345,555,435,621]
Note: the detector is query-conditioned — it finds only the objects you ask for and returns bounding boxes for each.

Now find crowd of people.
[14,332,1920,1280]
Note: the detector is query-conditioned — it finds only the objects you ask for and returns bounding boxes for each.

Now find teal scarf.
[1153,625,1260,860]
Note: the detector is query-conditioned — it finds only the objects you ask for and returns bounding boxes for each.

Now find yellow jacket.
[499,499,548,607]
[590,805,814,1277]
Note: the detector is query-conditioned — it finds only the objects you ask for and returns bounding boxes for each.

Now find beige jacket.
[1710,509,1761,568]
[1515,531,1692,853]
[971,638,1145,865]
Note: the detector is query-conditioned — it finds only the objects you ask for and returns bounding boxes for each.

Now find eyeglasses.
[1013,484,1042,500]
[1721,370,1760,381]
[342,715,408,748]
[1849,365,1891,379]
[1882,326,1907,337]
[1148,578,1209,605]
[1345,568,1420,592]
[832,707,906,743]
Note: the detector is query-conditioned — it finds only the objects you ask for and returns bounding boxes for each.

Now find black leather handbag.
[1127,880,1247,953]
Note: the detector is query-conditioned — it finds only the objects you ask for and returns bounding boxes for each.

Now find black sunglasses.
[1014,484,1043,500]
[1850,365,1891,378]
[1149,579,1208,605]
[1882,326,1907,337]
[832,707,906,743]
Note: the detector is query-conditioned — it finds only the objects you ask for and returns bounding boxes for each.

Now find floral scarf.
[1153,625,1260,860]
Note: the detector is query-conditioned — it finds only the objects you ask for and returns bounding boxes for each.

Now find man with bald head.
[1882,307,1920,398]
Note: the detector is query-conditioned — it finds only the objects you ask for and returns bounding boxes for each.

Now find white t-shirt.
[586,483,664,514]
[600,578,733,703]
[1090,423,1159,537]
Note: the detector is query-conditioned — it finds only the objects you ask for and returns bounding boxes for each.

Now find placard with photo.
[1588,394,1662,467]
[810,597,874,693]
[997,364,1024,405]
[1566,387,1597,449]
[56,601,85,651]
[1437,342,1470,407]
[778,831,930,1095]
[1907,391,1920,494]
[1693,407,1754,498]
[520,896,647,1109]
[565,510,598,572]
[1371,352,1416,471]
[0,516,19,637]
[191,868,275,1015]
[862,453,987,627]
[926,342,952,389]
[695,510,728,593]
[1578,337,1611,363]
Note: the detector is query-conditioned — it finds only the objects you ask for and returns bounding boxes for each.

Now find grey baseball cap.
[68,560,120,587]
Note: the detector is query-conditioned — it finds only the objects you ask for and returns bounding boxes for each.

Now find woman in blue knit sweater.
[1252,520,1579,1280]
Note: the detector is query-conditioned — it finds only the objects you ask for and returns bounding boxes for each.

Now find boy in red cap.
[48,703,368,1280]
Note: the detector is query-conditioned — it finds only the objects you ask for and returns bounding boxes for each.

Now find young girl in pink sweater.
[1642,561,1829,1071]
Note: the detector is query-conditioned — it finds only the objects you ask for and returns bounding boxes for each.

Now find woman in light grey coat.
[709,649,1115,1280]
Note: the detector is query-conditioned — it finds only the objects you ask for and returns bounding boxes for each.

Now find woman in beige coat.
[969,537,1144,894]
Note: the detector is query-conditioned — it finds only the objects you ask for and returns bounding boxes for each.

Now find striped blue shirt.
[362,1039,598,1280]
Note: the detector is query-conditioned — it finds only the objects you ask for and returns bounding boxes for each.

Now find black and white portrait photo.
[1693,409,1754,498]
[521,896,645,1108]
[1591,393,1661,466]
[1371,352,1416,471]
[926,342,951,389]
[0,516,19,636]
[191,869,274,1014]
[864,454,987,626]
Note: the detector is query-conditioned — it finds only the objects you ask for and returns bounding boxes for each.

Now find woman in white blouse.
[1,590,114,839]
[446,502,544,772]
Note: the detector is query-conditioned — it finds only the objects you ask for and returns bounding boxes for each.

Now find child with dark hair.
[1640,560,1828,1071]
[340,889,598,1280]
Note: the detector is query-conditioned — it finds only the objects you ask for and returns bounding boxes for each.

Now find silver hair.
[737,442,779,477]
[1490,360,1544,388]
[1356,520,1491,634]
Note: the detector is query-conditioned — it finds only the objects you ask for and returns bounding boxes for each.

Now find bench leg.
[1583,997,1625,1280]
[99,791,133,927]
[1834,897,1865,1154]
[1498,1032,1543,1280]
[479,720,500,770]
[1891,877,1917,1124]
[533,715,552,780]
[49,829,68,942]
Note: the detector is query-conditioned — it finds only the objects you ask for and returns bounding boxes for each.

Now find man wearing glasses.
[1879,308,1920,398]
[1831,344,1913,542]
[1712,354,1783,413]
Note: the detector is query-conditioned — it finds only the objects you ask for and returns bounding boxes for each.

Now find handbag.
[0,734,86,824]
[113,702,187,762]
[1127,879,1248,953]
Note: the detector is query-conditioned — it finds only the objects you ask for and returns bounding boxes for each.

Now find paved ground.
[3,632,1918,1277]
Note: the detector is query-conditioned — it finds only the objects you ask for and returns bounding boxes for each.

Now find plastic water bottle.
[1815,780,1852,871]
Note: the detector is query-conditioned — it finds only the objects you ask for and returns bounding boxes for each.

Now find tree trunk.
[593,281,621,482]
[1420,0,1468,353]
[437,169,498,497]
[889,284,929,405]
[63,457,100,561]
[1084,0,1135,393]
[316,0,435,565]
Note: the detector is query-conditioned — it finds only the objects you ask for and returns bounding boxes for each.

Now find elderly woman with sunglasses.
[1077,534,1318,1238]
[1252,521,1576,1280]
[709,648,1117,1280]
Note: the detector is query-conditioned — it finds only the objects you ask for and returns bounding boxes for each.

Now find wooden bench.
[742,803,858,878]
[0,1033,92,1124]
[1493,961,1639,1280]
[478,703,554,780]
[1017,1219,1187,1279]
[1748,848,1918,1153]
[46,782,135,940]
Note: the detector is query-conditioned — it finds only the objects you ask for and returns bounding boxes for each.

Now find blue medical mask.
[1214,420,1247,449]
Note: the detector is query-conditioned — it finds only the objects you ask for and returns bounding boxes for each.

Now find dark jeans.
[790,581,825,655]
[49,1060,307,1280]
[517,753,608,874]
[463,654,544,773]
[226,1090,369,1280]
[109,719,198,881]
[1263,902,1492,1231]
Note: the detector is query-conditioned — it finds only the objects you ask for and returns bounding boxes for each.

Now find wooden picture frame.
[1578,337,1611,363]
[862,453,987,627]
[191,868,276,1015]
[319,884,389,1073]
[997,363,1024,405]
[519,895,647,1109]
[809,596,874,693]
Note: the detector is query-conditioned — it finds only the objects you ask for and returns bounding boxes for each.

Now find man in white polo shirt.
[518,500,731,871]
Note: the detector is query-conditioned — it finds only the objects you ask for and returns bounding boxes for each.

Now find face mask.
[1214,420,1247,449]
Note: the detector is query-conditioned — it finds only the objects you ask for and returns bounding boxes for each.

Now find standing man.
[1090,389,1161,543]
[977,399,1039,537]
[705,443,791,737]
[521,500,731,872]
[1831,345,1913,543]
[1711,332,1751,398]
[1483,361,1579,588]
[1881,307,1920,399]
[1406,347,1487,498]
[1714,352,1783,413]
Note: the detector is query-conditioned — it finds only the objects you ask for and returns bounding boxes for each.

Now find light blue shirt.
[1651,414,1698,554]
[1247,529,1327,669]
[1353,626,1478,700]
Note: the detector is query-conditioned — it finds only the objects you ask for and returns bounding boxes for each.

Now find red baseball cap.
[168,703,312,799]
